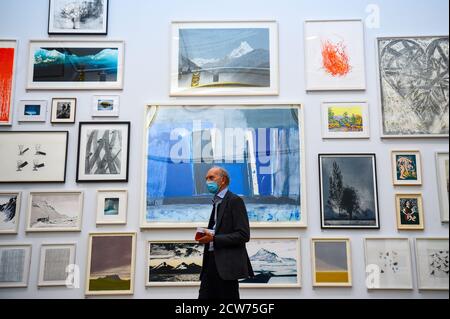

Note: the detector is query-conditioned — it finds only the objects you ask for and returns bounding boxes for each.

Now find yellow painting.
[328,105,364,132]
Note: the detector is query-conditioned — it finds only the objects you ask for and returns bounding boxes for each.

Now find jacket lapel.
[215,191,230,231]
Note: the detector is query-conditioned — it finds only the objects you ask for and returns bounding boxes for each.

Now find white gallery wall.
[0,0,449,299]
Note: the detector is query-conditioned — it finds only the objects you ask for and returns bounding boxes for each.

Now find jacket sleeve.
[213,196,250,249]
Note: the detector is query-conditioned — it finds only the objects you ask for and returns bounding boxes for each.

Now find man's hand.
[198,230,214,244]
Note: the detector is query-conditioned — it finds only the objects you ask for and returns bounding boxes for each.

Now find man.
[197,166,254,299]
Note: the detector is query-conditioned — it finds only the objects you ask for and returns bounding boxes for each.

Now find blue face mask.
[206,181,220,194]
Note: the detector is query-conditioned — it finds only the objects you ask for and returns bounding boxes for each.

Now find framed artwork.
[0,192,21,234]
[17,100,47,122]
[76,122,130,182]
[415,238,449,291]
[146,240,203,287]
[0,131,68,183]
[436,152,449,223]
[364,238,413,290]
[0,244,32,288]
[170,21,279,96]
[319,154,380,229]
[391,150,422,186]
[321,102,370,139]
[240,237,301,288]
[395,193,424,230]
[304,20,366,91]
[38,243,76,287]
[85,232,136,295]
[377,36,449,138]
[96,189,128,225]
[27,40,124,90]
[26,191,83,232]
[51,98,76,123]
[311,238,352,287]
[0,40,17,126]
[91,95,120,117]
[141,104,306,228]
[48,0,109,35]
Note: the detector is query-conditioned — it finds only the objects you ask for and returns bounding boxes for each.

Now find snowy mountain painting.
[0,194,18,232]
[28,193,82,231]
[240,238,300,286]
[148,242,203,284]
[32,46,119,82]
[178,28,271,88]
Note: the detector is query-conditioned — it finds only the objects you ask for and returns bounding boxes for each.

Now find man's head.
[205,166,230,194]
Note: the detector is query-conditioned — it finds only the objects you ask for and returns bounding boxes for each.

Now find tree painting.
[327,106,363,132]
[59,0,104,30]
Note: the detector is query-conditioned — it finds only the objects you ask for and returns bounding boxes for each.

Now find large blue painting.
[142,105,304,227]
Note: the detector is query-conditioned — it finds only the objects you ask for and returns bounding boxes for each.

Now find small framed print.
[17,100,47,122]
[321,102,370,139]
[76,122,130,182]
[96,190,128,225]
[311,238,352,287]
[26,191,83,232]
[51,98,76,123]
[38,243,76,287]
[391,150,422,186]
[0,192,21,234]
[436,152,449,223]
[395,193,424,230]
[0,244,32,288]
[415,238,449,291]
[91,95,120,117]
[48,0,109,35]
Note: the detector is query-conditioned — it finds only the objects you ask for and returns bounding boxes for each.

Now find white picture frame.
[96,189,128,225]
[0,131,69,183]
[364,238,413,290]
[91,95,120,117]
[38,243,76,287]
[415,238,449,291]
[48,0,109,35]
[321,101,370,139]
[170,20,279,96]
[436,152,449,223]
[0,191,21,235]
[51,98,76,124]
[304,19,366,91]
[17,100,47,122]
[391,150,422,186]
[0,39,17,126]
[0,244,32,288]
[26,191,83,232]
[27,40,124,90]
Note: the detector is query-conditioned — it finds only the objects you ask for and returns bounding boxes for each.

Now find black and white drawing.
[416,238,449,290]
[378,36,449,137]
[378,250,399,274]
[38,244,76,286]
[0,245,32,288]
[48,0,108,34]
[77,122,130,182]
[27,192,83,232]
[0,193,19,233]
[428,249,449,278]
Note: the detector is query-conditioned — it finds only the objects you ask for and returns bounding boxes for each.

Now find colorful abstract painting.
[142,105,304,228]
[391,151,422,186]
[304,20,366,91]
[0,40,16,125]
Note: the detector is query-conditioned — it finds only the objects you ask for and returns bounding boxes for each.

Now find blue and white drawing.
[145,106,302,225]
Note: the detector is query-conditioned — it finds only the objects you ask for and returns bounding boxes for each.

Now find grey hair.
[211,166,230,186]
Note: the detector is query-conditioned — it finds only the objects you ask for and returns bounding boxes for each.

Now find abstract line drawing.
[16,161,28,172]
[321,40,351,77]
[85,129,122,175]
[378,36,449,137]
[378,250,399,274]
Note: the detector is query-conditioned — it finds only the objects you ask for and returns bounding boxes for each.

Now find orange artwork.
[321,40,351,77]
[0,47,15,123]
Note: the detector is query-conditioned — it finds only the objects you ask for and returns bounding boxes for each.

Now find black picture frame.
[318,153,380,230]
[76,121,130,183]
[0,131,69,184]
[47,0,109,35]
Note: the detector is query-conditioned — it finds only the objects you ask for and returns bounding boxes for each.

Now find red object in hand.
[195,228,206,241]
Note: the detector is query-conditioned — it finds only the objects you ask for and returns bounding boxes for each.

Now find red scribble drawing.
[0,47,15,123]
[321,40,351,77]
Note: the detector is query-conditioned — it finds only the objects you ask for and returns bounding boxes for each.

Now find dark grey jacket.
[201,191,254,281]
